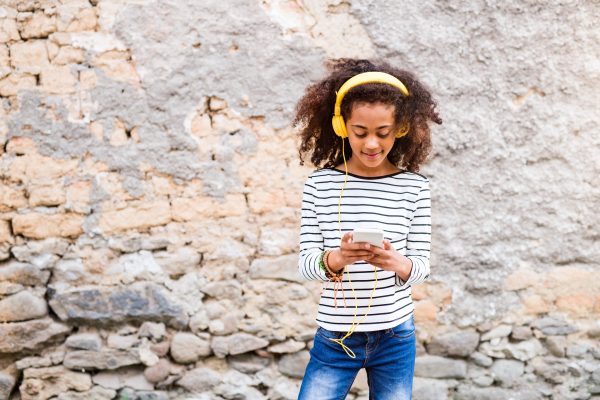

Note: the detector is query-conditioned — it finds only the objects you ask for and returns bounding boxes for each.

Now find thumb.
[383,239,392,250]
[342,232,352,243]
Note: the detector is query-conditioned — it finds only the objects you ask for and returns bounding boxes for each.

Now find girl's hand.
[328,232,374,272]
[366,239,412,282]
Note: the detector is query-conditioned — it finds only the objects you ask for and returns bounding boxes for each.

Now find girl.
[295,59,442,400]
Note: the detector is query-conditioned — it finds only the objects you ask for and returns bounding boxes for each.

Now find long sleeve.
[396,178,431,287]
[298,176,328,281]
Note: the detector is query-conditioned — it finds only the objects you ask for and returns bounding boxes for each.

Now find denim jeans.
[299,316,416,400]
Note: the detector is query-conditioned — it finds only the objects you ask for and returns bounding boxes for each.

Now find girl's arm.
[298,176,329,281]
[396,178,431,287]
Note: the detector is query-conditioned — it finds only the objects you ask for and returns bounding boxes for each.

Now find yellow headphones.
[332,71,410,139]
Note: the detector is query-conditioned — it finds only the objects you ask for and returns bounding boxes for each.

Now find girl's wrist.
[395,255,413,282]
[327,249,346,272]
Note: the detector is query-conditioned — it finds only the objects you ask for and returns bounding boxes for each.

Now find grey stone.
[503,339,542,361]
[268,339,306,354]
[0,261,50,286]
[412,377,448,400]
[144,359,170,383]
[592,369,600,385]
[426,331,479,357]
[0,282,24,296]
[534,317,578,335]
[20,366,92,400]
[228,333,270,355]
[566,343,588,357]
[208,314,238,336]
[278,350,310,379]
[415,341,426,357]
[48,282,188,328]
[490,359,524,387]
[65,333,102,351]
[592,347,600,360]
[57,385,117,400]
[153,248,200,277]
[149,341,170,357]
[135,391,170,400]
[473,375,494,387]
[16,356,53,369]
[0,318,71,353]
[455,387,542,400]
[53,259,86,284]
[176,367,221,392]
[530,357,567,384]
[546,336,567,357]
[138,322,166,341]
[511,326,533,341]
[211,336,229,358]
[92,371,123,390]
[227,353,272,374]
[470,352,493,367]
[0,372,15,400]
[414,355,467,379]
[63,349,141,370]
[107,333,139,350]
[589,328,600,338]
[480,325,512,342]
[200,279,242,300]
[170,333,212,364]
[0,290,47,322]
[11,238,69,262]
[249,254,307,283]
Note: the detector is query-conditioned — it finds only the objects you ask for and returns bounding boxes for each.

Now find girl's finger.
[341,232,353,243]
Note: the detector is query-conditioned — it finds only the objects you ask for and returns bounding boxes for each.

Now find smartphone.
[352,228,384,248]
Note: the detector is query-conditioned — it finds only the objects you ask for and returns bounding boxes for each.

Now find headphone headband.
[332,72,410,139]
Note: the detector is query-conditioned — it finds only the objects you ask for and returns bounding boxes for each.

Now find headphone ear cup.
[396,122,410,138]
[332,115,348,139]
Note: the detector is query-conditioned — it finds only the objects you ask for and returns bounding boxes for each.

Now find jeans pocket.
[390,316,416,340]
[316,326,342,341]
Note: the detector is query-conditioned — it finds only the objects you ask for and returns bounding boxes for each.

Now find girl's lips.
[362,151,382,160]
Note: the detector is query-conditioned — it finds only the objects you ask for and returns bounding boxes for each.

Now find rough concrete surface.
[0,0,599,399]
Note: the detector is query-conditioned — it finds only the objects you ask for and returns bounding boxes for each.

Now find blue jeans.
[299,316,416,400]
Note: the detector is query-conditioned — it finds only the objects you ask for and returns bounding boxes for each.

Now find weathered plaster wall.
[0,0,599,399]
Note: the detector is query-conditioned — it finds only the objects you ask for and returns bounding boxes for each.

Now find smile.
[362,151,382,159]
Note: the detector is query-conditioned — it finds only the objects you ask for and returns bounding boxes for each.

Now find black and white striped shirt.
[298,168,431,332]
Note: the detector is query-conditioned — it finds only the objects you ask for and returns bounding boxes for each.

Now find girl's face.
[345,103,398,170]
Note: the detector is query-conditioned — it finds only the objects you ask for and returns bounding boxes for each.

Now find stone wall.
[0,0,599,399]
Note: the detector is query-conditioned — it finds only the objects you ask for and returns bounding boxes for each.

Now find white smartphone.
[352,228,384,248]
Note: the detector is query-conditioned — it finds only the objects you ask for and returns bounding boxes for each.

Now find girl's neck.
[336,156,401,177]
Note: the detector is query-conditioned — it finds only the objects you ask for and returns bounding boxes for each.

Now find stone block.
[65,9,97,32]
[51,46,85,65]
[16,356,53,370]
[413,300,440,323]
[211,336,229,358]
[0,290,47,322]
[201,279,242,300]
[414,355,467,379]
[490,359,524,387]
[144,359,170,383]
[0,261,50,286]
[555,294,595,317]
[249,254,307,283]
[247,190,286,214]
[20,366,92,400]
[99,201,172,234]
[0,220,12,244]
[511,326,533,341]
[150,341,169,357]
[0,73,36,97]
[79,69,98,88]
[91,50,139,84]
[170,333,211,364]
[57,385,116,400]
[268,339,306,354]
[9,153,78,186]
[65,333,102,351]
[412,377,448,400]
[48,282,188,328]
[171,194,246,221]
[0,371,16,400]
[503,339,542,361]
[566,343,588,357]
[176,367,221,392]
[28,185,66,207]
[504,267,540,291]
[0,183,27,212]
[153,248,200,277]
[12,213,83,239]
[19,12,56,39]
[0,19,20,43]
[138,322,166,341]
[521,295,553,315]
[63,349,141,370]
[426,331,480,357]
[258,228,298,255]
[40,65,76,94]
[228,333,269,355]
[534,317,578,335]
[227,353,271,374]
[10,40,49,74]
[278,350,310,379]
[480,324,512,341]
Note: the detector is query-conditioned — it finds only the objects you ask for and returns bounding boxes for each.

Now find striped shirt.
[298,168,431,332]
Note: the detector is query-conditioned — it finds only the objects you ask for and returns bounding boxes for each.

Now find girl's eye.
[377,133,391,138]
[354,133,367,138]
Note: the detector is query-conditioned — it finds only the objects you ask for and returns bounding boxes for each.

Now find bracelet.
[323,250,342,277]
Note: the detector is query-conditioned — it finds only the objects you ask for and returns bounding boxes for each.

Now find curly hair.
[294,59,442,173]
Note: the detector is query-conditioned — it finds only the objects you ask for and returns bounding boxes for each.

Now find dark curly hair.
[294,59,442,173]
